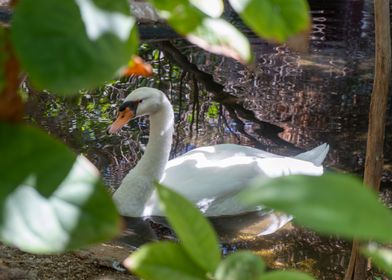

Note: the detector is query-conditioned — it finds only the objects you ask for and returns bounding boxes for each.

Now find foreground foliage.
[125,184,315,280]
[241,173,392,243]
[1,0,391,278]
[240,173,392,277]
[0,122,120,253]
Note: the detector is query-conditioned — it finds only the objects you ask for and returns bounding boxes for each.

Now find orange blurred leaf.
[122,56,153,77]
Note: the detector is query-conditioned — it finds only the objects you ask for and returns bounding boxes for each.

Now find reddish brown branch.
[0,29,23,122]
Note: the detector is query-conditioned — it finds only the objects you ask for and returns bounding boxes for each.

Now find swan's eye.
[139,100,143,104]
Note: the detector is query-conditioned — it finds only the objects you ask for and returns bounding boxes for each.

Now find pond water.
[25,0,392,279]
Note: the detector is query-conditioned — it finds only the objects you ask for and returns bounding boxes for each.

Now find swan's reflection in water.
[117,210,291,247]
[210,211,292,238]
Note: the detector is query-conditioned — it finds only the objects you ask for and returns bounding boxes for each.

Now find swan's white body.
[110,87,329,218]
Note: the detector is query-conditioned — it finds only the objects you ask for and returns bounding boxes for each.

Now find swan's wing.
[143,156,261,216]
[176,144,282,160]
[294,143,330,166]
[179,143,330,165]
[143,146,324,217]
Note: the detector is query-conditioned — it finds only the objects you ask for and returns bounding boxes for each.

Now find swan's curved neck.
[113,97,174,217]
[136,101,174,178]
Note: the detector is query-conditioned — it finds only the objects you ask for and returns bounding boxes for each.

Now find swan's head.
[107,87,166,134]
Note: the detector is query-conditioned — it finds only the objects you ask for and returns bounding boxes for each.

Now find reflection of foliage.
[207,102,220,119]
[156,41,302,152]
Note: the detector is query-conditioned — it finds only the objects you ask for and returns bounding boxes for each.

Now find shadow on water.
[24,0,392,279]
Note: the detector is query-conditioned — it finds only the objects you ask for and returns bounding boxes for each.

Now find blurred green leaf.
[0,122,121,253]
[125,241,208,280]
[149,0,251,63]
[229,0,310,43]
[156,184,221,273]
[215,251,265,280]
[261,271,316,280]
[11,0,138,94]
[241,173,392,243]
[362,244,392,277]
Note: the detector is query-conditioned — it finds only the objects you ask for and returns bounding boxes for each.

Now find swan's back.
[143,144,329,217]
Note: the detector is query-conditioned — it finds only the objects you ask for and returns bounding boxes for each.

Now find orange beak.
[107,107,135,134]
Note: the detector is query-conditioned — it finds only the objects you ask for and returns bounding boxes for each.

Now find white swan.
[107,87,329,218]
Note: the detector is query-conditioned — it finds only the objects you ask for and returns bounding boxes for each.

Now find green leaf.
[125,241,208,280]
[11,0,138,94]
[215,251,265,280]
[241,173,392,243]
[261,271,316,280]
[0,122,121,253]
[156,184,221,273]
[362,244,392,277]
[149,0,251,63]
[229,0,310,42]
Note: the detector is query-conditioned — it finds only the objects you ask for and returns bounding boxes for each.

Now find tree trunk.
[344,0,391,279]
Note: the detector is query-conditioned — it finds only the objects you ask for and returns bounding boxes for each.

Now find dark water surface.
[25,0,392,279]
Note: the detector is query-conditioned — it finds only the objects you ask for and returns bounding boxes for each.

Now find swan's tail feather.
[294,143,329,166]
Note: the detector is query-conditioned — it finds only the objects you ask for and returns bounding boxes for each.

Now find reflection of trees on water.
[156,41,301,153]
